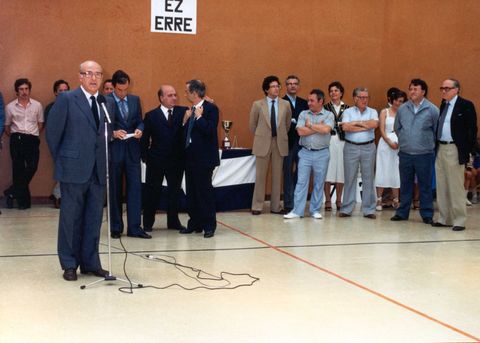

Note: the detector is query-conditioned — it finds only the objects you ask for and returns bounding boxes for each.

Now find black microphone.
[97,94,112,124]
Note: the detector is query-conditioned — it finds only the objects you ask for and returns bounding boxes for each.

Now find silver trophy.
[221,120,233,149]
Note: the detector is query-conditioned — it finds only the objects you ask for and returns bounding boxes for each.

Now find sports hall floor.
[1,202,479,343]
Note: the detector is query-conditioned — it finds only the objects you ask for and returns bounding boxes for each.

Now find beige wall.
[1,0,479,198]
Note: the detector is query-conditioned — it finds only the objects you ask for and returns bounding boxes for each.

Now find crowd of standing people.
[248,76,477,234]
[0,65,478,281]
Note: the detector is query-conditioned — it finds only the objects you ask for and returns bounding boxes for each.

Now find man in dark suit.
[282,75,309,212]
[108,70,150,239]
[46,60,114,281]
[180,79,219,238]
[141,85,187,232]
[432,78,477,231]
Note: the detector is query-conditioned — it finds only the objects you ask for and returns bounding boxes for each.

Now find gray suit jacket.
[46,87,114,184]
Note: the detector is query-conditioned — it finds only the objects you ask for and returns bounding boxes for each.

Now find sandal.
[376,197,383,211]
[325,201,332,211]
[336,201,342,210]
[392,198,400,209]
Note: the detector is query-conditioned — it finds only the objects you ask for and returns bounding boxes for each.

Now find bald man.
[141,85,187,232]
[47,60,115,281]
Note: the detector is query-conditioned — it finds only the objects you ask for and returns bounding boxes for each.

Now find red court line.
[218,220,480,343]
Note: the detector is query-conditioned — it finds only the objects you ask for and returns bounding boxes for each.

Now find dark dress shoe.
[364,214,376,219]
[168,225,186,231]
[251,210,261,215]
[452,226,465,231]
[179,227,203,234]
[111,232,122,239]
[63,268,78,281]
[127,231,152,239]
[81,268,109,277]
[18,204,30,210]
[338,212,351,217]
[422,217,433,225]
[204,231,215,238]
[390,215,406,221]
[271,209,287,214]
[6,195,14,209]
[54,198,61,209]
[431,222,449,227]
[144,227,153,232]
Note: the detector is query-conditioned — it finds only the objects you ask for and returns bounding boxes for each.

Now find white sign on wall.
[151,0,197,35]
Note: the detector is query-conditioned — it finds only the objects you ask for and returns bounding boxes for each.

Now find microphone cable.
[117,252,259,293]
[102,210,259,293]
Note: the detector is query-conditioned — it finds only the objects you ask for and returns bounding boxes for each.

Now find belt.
[438,140,454,145]
[344,139,374,146]
[11,132,38,140]
[301,146,326,152]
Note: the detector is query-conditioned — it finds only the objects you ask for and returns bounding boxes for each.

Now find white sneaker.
[284,212,301,219]
[467,199,472,206]
[312,212,323,219]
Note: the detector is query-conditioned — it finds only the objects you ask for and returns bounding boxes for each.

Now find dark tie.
[90,95,99,129]
[185,106,195,148]
[120,99,129,120]
[167,109,173,128]
[271,100,277,137]
[437,102,449,141]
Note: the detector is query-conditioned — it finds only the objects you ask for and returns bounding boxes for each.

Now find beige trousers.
[435,144,467,227]
[251,138,283,212]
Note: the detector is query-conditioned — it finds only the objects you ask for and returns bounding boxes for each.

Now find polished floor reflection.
[1,203,479,343]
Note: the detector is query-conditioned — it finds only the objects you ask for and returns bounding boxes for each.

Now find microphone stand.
[81,100,143,290]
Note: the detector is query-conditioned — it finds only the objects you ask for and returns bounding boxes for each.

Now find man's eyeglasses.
[80,71,103,78]
[439,87,456,92]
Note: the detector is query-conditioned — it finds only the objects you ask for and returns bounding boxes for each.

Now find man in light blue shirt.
[284,89,334,219]
[339,87,378,218]
[108,70,150,239]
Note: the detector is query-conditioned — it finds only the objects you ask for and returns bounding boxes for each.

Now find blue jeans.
[292,147,329,216]
[396,151,434,220]
[283,142,300,209]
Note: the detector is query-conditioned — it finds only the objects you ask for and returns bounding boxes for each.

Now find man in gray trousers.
[338,87,379,218]
[47,60,114,281]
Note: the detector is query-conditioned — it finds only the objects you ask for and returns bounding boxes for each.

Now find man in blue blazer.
[180,80,220,238]
[108,70,151,239]
[433,78,477,231]
[141,85,187,232]
[282,75,309,212]
[46,60,114,281]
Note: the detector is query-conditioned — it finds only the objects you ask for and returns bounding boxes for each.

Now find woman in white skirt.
[324,81,349,211]
[375,90,406,210]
